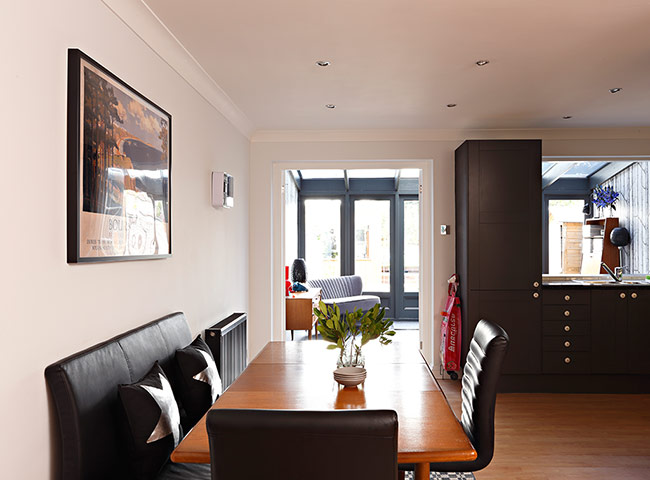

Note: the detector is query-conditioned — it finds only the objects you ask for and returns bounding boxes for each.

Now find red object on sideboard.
[285,266,292,296]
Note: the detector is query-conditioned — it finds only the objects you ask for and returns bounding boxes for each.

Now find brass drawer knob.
[564,310,571,317]
[564,341,571,348]
[564,325,571,332]
[533,281,540,288]
[620,292,626,299]
[564,295,571,301]
[564,357,571,364]
[533,292,539,299]
[631,293,638,299]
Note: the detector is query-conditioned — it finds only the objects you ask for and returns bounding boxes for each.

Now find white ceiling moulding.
[251,127,650,143]
[102,0,255,138]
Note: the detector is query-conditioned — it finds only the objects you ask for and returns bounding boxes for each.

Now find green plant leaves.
[313,300,395,353]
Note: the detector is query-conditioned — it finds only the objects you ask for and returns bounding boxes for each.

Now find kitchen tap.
[601,262,623,282]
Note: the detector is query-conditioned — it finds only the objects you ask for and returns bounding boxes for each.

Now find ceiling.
[145,0,650,131]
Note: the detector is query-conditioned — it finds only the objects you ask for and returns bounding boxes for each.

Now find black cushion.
[45,312,193,480]
[119,362,183,480]
[175,336,222,424]
[208,409,398,480]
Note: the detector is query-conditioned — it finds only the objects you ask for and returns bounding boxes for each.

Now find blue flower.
[593,185,619,210]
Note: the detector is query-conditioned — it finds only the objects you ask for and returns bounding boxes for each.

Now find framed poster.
[67,49,171,263]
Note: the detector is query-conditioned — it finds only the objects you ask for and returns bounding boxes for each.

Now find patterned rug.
[404,472,475,480]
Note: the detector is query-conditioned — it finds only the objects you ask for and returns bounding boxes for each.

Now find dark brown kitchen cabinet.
[590,288,650,375]
[591,289,627,374]
[476,291,541,374]
[626,290,650,374]
[456,140,542,375]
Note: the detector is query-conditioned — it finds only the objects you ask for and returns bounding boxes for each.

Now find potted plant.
[314,302,395,368]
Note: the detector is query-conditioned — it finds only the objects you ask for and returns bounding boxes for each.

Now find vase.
[337,341,365,368]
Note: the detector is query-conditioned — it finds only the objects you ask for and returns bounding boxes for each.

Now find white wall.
[249,129,650,371]
[0,1,249,478]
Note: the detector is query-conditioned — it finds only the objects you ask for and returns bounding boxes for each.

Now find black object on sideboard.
[205,312,247,390]
[455,139,650,393]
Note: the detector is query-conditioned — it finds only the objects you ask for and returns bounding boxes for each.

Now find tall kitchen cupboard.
[455,140,542,376]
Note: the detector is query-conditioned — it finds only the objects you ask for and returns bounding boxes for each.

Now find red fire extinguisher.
[440,274,461,380]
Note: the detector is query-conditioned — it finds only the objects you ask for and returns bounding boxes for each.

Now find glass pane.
[404,200,419,292]
[304,199,341,279]
[354,200,390,292]
[548,199,585,275]
[299,169,344,179]
[347,169,396,179]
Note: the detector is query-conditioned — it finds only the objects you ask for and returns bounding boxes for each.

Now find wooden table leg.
[308,329,312,340]
[414,463,429,480]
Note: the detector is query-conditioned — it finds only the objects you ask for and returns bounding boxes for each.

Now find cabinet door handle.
[564,341,571,348]
[564,357,571,364]
[533,292,540,299]
[533,281,540,288]
[620,292,626,299]
[564,310,571,317]
[564,295,571,301]
[564,325,571,332]
[631,292,638,299]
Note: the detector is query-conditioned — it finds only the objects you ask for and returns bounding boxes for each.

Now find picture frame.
[67,49,172,263]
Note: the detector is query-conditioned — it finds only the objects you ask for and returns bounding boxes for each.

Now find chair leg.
[398,471,405,480]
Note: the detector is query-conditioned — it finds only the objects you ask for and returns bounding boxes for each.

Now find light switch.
[440,225,450,235]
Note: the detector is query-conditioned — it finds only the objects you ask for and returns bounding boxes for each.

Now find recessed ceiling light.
[325,104,336,109]
[609,87,622,94]
[316,61,330,67]
[476,60,490,66]
[446,103,457,108]
[562,115,573,119]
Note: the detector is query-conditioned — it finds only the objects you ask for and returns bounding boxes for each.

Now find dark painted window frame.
[297,177,418,320]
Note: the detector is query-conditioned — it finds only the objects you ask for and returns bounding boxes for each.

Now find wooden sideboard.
[286,288,321,340]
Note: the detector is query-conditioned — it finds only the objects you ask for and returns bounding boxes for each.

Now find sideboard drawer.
[543,335,590,352]
[543,305,589,321]
[543,289,590,305]
[543,352,591,374]
[543,321,589,336]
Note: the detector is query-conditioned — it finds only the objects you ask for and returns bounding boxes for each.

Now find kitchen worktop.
[543,275,650,288]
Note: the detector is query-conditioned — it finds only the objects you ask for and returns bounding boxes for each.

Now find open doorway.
[283,168,421,341]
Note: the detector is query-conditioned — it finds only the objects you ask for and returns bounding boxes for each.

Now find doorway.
[289,168,420,327]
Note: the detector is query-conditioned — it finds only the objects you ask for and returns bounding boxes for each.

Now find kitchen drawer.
[543,289,590,305]
[543,320,589,336]
[543,305,589,321]
[543,335,590,352]
[543,352,591,374]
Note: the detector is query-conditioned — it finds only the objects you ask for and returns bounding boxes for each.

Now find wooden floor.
[439,380,650,480]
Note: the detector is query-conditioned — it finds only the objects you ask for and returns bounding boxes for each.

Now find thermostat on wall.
[212,171,234,208]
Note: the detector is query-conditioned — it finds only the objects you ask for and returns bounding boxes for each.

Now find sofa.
[45,312,210,480]
[307,275,380,313]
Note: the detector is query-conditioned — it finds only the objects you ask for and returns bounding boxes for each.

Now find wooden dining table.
[171,339,476,479]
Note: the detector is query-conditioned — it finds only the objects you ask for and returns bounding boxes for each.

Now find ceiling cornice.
[102,0,255,139]
[251,127,650,143]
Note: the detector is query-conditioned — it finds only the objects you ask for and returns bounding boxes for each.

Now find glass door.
[303,198,342,279]
[396,197,419,320]
[352,198,394,314]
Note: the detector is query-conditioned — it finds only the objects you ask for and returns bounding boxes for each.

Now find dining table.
[171,339,477,480]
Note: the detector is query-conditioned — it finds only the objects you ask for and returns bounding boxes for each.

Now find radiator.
[205,312,247,390]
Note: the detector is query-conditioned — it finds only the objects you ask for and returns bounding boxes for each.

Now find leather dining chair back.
[207,409,398,480]
[400,318,509,474]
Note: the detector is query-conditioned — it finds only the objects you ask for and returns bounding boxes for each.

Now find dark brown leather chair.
[400,319,509,475]
[207,409,398,480]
